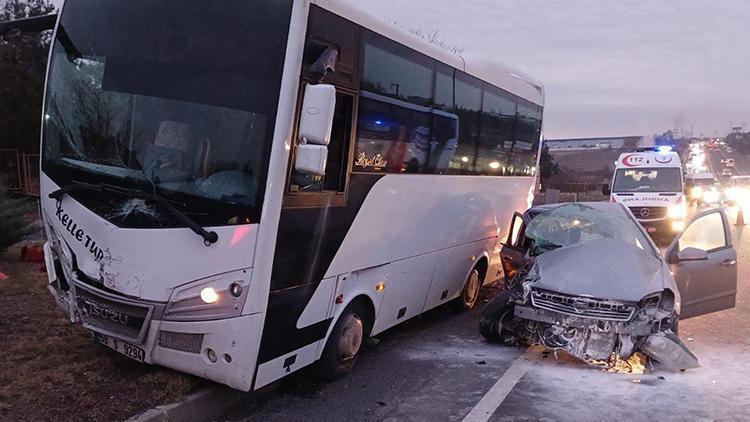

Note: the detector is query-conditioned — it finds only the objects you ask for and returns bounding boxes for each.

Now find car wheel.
[318,303,366,381]
[454,269,482,311]
[480,306,514,343]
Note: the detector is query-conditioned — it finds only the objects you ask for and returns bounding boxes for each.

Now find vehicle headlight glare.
[691,186,703,197]
[200,287,218,304]
[703,190,719,203]
[668,203,687,219]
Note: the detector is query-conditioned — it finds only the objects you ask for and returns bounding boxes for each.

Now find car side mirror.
[677,247,709,262]
[602,183,611,196]
[295,84,336,176]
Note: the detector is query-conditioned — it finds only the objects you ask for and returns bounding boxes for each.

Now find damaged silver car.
[480,202,737,370]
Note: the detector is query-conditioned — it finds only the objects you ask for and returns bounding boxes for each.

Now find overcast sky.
[355,0,750,139]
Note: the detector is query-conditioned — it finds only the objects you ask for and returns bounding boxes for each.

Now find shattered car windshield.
[524,204,655,256]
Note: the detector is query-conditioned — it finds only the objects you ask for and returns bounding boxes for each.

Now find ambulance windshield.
[613,167,682,193]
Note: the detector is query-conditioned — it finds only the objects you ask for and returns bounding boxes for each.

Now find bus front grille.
[75,286,151,341]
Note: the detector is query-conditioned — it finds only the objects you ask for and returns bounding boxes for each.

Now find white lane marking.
[462,349,531,422]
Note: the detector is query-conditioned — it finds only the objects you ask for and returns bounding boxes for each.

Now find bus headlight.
[200,287,219,304]
[164,269,251,321]
[667,203,687,219]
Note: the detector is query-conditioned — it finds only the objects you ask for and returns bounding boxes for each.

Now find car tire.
[318,302,366,381]
[480,306,514,343]
[479,287,517,342]
[453,269,482,311]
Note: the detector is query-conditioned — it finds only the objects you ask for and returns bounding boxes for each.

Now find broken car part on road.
[480,202,738,371]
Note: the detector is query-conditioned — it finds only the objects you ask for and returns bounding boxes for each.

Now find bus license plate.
[94,333,145,363]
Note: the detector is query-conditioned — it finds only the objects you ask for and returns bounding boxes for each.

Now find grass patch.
[0,244,202,421]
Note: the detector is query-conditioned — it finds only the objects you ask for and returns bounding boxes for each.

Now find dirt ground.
[0,244,202,422]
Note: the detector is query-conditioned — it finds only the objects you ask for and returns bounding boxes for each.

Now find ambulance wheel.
[454,269,482,311]
[318,302,366,381]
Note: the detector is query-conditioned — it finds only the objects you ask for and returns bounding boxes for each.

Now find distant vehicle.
[722,167,735,177]
[685,172,722,205]
[725,158,735,168]
[725,175,750,205]
[603,148,686,240]
[482,202,737,370]
[727,147,734,154]
[721,158,728,164]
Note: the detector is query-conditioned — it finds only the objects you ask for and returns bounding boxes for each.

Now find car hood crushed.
[532,238,665,302]
[481,237,699,372]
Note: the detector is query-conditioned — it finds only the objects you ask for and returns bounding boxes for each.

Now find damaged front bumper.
[43,240,260,390]
[480,283,699,370]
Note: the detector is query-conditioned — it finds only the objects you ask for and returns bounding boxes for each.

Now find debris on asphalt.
[474,360,487,365]
[587,353,647,374]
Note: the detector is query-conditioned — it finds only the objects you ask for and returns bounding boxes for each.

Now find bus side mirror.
[602,183,611,196]
[295,84,336,176]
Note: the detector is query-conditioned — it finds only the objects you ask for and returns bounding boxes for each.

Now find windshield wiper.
[49,181,219,246]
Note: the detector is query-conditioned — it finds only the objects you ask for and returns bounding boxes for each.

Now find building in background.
[544,136,644,152]
[543,136,644,194]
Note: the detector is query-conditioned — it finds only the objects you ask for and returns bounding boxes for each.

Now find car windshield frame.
[613,167,683,193]
[41,0,293,228]
[524,203,659,259]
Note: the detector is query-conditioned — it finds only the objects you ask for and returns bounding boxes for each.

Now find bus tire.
[318,302,366,381]
[453,268,482,311]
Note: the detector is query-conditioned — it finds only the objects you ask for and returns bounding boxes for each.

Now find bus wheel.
[319,303,366,381]
[454,268,482,311]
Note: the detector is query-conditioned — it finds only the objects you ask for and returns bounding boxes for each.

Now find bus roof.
[313,0,545,107]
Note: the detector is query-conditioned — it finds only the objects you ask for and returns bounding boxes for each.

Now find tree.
[538,144,558,189]
[0,0,56,153]
[0,192,34,251]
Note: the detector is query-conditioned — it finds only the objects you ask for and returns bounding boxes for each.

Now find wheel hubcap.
[464,272,480,304]
[337,313,363,361]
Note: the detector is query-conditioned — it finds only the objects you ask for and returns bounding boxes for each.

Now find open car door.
[500,212,528,282]
[665,208,737,319]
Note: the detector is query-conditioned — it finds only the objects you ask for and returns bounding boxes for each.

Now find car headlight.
[668,203,688,219]
[163,269,251,321]
[703,190,720,203]
[727,187,747,202]
[690,186,703,197]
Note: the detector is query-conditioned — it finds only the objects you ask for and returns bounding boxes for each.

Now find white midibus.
[38,0,544,390]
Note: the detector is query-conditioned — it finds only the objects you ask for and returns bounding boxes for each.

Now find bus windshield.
[613,167,682,193]
[42,0,292,227]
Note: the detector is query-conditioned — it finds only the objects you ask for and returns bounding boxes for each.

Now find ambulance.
[603,147,687,240]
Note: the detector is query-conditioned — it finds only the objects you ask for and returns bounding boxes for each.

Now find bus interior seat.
[142,120,211,181]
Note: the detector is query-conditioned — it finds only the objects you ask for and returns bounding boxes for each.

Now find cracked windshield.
[1,0,749,421]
